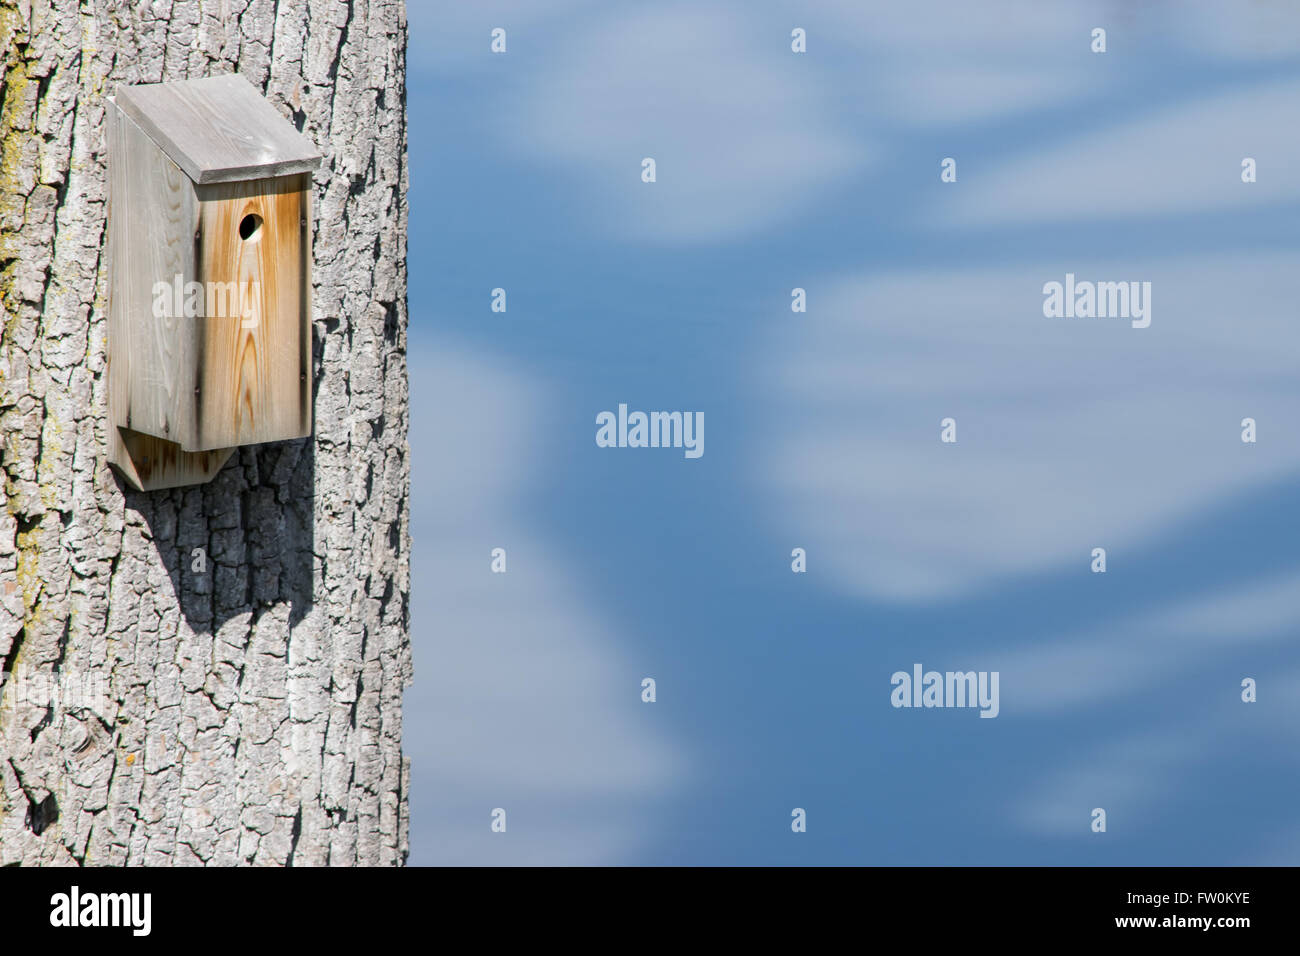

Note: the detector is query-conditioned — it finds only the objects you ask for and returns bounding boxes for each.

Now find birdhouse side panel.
[189,174,312,451]
[106,101,203,447]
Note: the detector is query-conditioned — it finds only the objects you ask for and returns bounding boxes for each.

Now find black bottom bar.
[0,865,1280,943]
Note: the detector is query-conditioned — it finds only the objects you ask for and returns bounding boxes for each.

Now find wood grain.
[192,174,313,450]
[115,73,322,185]
[105,97,237,489]
[111,428,234,492]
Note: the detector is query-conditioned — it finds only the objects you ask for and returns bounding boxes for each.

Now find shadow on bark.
[125,436,316,637]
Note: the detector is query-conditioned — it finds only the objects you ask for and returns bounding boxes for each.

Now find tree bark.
[0,0,410,865]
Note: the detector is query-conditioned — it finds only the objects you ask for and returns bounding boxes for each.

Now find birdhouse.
[104,73,322,491]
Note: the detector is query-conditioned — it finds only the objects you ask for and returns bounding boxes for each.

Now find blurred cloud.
[755,253,1300,602]
[1171,0,1300,61]
[821,0,1107,124]
[412,0,868,241]
[410,0,1300,240]
[1243,821,1300,865]
[936,79,1300,227]
[404,343,687,864]
[1012,670,1300,850]
[505,4,865,241]
[405,0,598,75]
[1002,571,1300,713]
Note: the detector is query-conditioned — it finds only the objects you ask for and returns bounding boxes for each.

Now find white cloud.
[1172,0,1300,61]
[503,4,866,241]
[1012,670,1300,845]
[1001,571,1300,714]
[936,78,1300,227]
[405,0,598,76]
[821,0,1106,124]
[404,343,687,865]
[755,254,1300,602]
[407,0,1300,240]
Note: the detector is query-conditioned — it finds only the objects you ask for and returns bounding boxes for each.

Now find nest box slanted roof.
[113,73,323,185]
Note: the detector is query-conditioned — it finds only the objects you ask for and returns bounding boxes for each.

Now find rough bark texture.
[0,0,410,865]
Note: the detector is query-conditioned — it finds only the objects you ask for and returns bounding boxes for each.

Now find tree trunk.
[0,0,410,866]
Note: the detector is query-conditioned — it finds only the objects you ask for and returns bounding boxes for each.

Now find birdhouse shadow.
[131,435,317,639]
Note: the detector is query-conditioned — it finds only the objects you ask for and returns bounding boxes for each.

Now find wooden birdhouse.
[104,73,322,491]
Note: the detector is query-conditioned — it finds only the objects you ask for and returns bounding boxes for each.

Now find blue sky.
[401,1,1300,865]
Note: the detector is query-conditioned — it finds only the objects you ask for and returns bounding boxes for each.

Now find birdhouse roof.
[113,73,323,185]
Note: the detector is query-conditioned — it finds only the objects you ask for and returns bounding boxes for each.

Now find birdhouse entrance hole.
[239,212,263,241]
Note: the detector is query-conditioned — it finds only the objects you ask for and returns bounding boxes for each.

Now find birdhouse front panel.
[191,174,312,451]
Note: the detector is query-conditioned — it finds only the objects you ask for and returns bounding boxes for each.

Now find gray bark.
[0,0,411,865]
